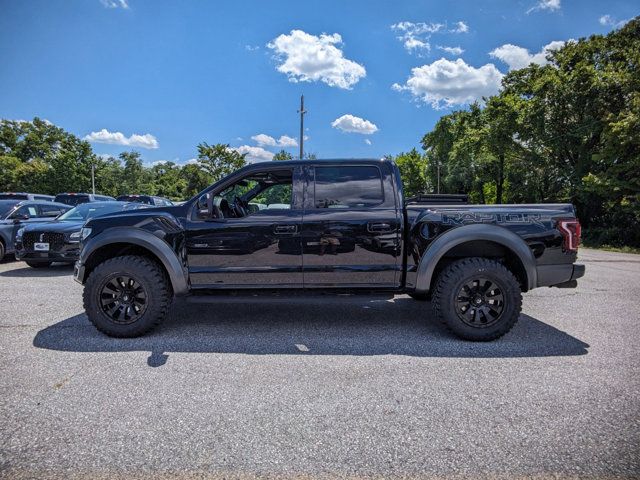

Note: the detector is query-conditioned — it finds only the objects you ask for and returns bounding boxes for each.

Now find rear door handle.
[274,224,298,234]
[367,222,393,233]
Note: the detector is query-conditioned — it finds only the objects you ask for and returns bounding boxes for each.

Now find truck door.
[186,166,303,288]
[301,163,402,288]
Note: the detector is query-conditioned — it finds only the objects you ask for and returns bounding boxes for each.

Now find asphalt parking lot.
[0,248,639,479]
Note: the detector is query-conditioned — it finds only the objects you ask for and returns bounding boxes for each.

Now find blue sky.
[0,0,636,165]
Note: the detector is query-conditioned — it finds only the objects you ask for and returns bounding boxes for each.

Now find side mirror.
[196,193,212,217]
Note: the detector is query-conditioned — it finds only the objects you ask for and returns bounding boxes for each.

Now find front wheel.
[83,255,172,337]
[432,257,522,341]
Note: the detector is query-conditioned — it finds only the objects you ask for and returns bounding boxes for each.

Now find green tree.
[392,149,430,197]
[273,150,294,161]
[180,163,212,198]
[196,143,246,182]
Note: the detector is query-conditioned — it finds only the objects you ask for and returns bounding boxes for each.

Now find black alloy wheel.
[99,274,148,324]
[84,255,171,337]
[432,257,522,341]
[455,277,505,328]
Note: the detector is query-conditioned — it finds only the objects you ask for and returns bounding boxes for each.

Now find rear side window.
[314,166,384,209]
[41,204,67,216]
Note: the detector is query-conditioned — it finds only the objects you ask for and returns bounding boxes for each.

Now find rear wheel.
[432,257,522,341]
[0,241,5,261]
[26,261,52,268]
[83,255,172,337]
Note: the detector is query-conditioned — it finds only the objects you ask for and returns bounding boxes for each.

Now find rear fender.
[414,224,537,293]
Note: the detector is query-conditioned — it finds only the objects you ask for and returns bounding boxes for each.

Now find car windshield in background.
[57,202,135,221]
[54,194,90,206]
[0,201,20,218]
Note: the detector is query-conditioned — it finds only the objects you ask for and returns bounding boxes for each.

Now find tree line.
[393,18,639,247]
[0,19,637,246]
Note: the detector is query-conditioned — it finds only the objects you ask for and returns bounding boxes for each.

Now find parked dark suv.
[16,201,147,267]
[0,200,70,261]
[54,193,116,206]
[0,192,55,201]
[116,195,173,206]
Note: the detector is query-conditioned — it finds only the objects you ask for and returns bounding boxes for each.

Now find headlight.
[80,227,92,240]
[69,231,81,241]
[16,228,25,240]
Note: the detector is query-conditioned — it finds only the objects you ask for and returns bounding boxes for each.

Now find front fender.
[78,227,189,295]
[414,223,537,294]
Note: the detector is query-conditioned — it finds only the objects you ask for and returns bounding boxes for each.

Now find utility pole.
[91,163,96,194]
[298,94,306,160]
[437,159,440,194]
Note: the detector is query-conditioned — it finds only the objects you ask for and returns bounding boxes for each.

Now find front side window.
[314,166,383,209]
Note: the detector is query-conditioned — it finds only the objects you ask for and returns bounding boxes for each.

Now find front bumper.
[16,243,80,264]
[537,263,585,288]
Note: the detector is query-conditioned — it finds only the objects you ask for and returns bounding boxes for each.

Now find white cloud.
[392,58,503,109]
[391,21,468,55]
[83,129,159,149]
[391,21,444,53]
[251,133,298,148]
[364,139,372,145]
[331,114,379,135]
[267,30,366,89]
[277,135,298,147]
[527,0,560,14]
[100,0,129,8]
[232,145,274,163]
[490,40,569,70]
[437,45,465,56]
[245,45,260,51]
[451,21,469,33]
[251,134,277,147]
[599,14,630,28]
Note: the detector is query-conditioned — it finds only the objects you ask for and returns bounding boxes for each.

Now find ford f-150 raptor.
[74,159,585,341]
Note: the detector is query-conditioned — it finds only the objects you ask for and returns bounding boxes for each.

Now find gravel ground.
[0,248,638,479]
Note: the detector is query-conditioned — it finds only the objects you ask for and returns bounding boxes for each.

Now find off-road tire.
[26,261,52,268]
[432,257,522,341]
[0,241,5,262]
[83,255,172,337]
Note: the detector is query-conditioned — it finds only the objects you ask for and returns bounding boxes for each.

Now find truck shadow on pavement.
[33,296,590,366]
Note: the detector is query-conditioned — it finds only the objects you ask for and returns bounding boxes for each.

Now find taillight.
[556,218,581,252]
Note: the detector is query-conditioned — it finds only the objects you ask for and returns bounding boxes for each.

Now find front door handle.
[367,222,393,233]
[274,224,298,234]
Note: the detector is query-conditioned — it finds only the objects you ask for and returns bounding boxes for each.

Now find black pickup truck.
[75,159,584,341]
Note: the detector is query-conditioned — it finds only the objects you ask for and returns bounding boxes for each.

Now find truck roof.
[236,158,390,172]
